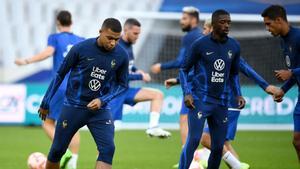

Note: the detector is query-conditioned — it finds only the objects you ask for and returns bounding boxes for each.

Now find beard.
[181,25,191,32]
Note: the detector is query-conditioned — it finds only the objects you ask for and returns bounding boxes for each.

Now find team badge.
[223,117,228,123]
[197,111,202,119]
[111,59,116,68]
[89,79,101,91]
[285,55,291,67]
[62,120,68,128]
[228,50,232,59]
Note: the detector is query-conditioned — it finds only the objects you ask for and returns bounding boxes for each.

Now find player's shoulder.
[115,44,129,60]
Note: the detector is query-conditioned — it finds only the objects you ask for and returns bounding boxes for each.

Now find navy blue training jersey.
[40,38,129,110]
[180,34,241,106]
[118,38,143,81]
[161,27,203,70]
[280,26,300,97]
[228,57,269,108]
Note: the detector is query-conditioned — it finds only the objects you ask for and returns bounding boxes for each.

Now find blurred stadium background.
[0,0,300,168]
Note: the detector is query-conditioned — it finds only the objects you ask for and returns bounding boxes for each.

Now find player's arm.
[99,56,129,106]
[179,41,199,108]
[15,46,55,65]
[164,77,180,89]
[230,46,245,109]
[39,46,78,119]
[151,48,185,73]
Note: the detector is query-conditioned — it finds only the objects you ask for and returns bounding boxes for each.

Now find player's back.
[189,34,240,106]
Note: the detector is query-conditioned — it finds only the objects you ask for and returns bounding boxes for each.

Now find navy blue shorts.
[294,100,300,132]
[48,105,115,164]
[48,88,65,120]
[203,109,240,140]
[109,88,141,120]
[180,98,189,115]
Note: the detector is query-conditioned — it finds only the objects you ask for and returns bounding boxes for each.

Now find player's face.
[263,17,281,36]
[99,28,121,51]
[214,14,231,36]
[202,24,212,35]
[180,13,192,32]
[125,25,141,44]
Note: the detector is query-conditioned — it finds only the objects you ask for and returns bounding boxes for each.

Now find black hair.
[261,5,287,21]
[101,18,122,33]
[56,10,72,26]
[212,9,230,24]
[124,18,141,27]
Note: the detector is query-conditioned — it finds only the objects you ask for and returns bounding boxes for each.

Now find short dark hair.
[57,10,72,26]
[182,6,200,22]
[124,18,141,27]
[261,5,287,21]
[212,9,230,24]
[101,18,122,33]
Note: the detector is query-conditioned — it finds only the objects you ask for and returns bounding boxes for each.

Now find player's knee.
[154,90,164,100]
[97,143,115,164]
[210,143,223,154]
[48,147,66,163]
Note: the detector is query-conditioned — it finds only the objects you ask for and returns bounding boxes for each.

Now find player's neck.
[281,23,290,37]
[58,26,71,33]
[212,32,227,42]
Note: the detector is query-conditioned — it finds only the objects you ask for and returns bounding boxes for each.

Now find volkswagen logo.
[89,79,101,91]
[214,59,225,71]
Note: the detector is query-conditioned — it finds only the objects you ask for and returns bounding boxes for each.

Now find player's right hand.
[87,98,102,110]
[142,73,151,82]
[38,108,49,121]
[14,58,28,65]
[164,78,178,89]
[273,88,284,102]
[184,95,195,109]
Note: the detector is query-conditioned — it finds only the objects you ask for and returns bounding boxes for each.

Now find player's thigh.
[133,87,163,102]
[207,105,228,144]
[187,99,206,138]
[293,107,300,132]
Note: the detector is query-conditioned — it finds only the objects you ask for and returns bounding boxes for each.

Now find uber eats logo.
[211,59,225,83]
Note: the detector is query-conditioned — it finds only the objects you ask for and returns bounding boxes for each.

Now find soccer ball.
[27,152,46,169]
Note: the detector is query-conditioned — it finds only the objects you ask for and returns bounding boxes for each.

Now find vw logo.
[89,79,101,91]
[214,59,225,71]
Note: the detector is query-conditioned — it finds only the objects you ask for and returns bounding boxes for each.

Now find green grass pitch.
[0,126,298,169]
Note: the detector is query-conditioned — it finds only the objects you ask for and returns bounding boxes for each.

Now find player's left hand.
[151,63,161,74]
[237,96,246,109]
[164,78,179,89]
[142,73,151,82]
[87,98,102,110]
[274,69,292,81]
[38,108,49,121]
[184,95,195,109]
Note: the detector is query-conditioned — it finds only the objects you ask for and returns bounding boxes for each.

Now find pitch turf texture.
[0,127,298,169]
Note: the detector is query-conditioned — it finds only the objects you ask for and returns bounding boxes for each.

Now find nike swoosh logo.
[206,52,214,55]
[87,58,95,61]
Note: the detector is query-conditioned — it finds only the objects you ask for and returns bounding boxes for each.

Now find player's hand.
[151,63,161,74]
[87,98,102,110]
[38,108,49,121]
[184,94,195,109]
[142,73,151,82]
[14,58,28,65]
[273,88,284,102]
[265,85,279,95]
[274,69,292,81]
[164,78,178,89]
[237,96,246,109]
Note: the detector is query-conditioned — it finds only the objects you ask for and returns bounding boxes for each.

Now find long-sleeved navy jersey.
[40,38,129,110]
[280,27,300,97]
[228,57,269,108]
[161,27,203,70]
[180,34,241,106]
[118,38,143,81]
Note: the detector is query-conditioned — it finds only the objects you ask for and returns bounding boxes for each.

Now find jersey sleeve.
[281,77,297,93]
[229,43,242,96]
[239,57,269,90]
[99,54,129,105]
[179,41,199,95]
[129,73,143,81]
[291,40,300,76]
[40,46,79,109]
[161,48,185,70]
[47,34,56,48]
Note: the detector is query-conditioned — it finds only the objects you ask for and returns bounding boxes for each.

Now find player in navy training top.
[262,5,300,161]
[151,6,203,146]
[178,10,246,169]
[108,18,171,137]
[15,10,84,169]
[38,18,128,169]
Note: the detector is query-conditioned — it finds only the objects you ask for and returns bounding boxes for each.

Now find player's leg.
[179,99,189,146]
[293,111,300,161]
[129,87,170,137]
[179,99,206,169]
[109,93,126,131]
[206,105,228,169]
[88,109,115,169]
[46,105,87,169]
